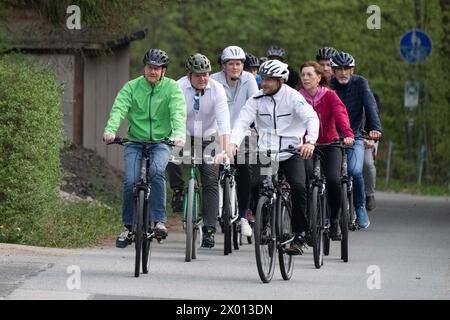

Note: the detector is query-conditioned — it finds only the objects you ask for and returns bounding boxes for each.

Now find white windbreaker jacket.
[230,84,319,161]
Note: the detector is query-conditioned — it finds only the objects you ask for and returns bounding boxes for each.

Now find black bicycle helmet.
[316,46,338,61]
[244,53,260,69]
[143,48,169,67]
[186,53,211,73]
[267,45,286,59]
[331,51,355,68]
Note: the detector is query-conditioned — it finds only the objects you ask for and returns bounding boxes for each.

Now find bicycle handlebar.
[107,137,175,147]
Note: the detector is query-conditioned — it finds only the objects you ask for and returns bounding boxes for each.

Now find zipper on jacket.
[148,87,154,140]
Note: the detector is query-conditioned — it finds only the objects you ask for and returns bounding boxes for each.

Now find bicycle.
[320,140,353,263]
[253,147,299,283]
[218,156,240,255]
[107,137,174,277]
[306,147,327,269]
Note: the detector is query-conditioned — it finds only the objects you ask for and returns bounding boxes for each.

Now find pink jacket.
[299,86,354,144]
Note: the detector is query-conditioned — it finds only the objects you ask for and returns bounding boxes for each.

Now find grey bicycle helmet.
[316,47,338,61]
[244,53,260,69]
[331,51,355,67]
[267,45,286,59]
[143,48,169,67]
[186,53,212,73]
[259,59,289,82]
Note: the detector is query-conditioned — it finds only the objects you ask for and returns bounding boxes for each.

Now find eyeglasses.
[193,94,200,111]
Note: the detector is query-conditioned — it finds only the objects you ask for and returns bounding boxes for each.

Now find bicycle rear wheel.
[134,190,145,277]
[254,195,276,283]
[278,195,294,280]
[142,192,151,274]
[185,179,195,262]
[341,182,350,262]
[310,186,324,269]
[223,176,232,255]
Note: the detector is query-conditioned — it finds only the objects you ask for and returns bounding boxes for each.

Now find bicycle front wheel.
[223,176,232,255]
[185,179,195,262]
[310,186,324,269]
[278,195,294,280]
[254,195,276,283]
[134,190,145,277]
[142,191,151,274]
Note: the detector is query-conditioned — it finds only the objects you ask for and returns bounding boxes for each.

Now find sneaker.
[286,233,306,255]
[365,195,376,211]
[201,226,215,248]
[171,189,184,213]
[154,222,168,238]
[116,226,132,248]
[356,206,370,229]
[330,220,342,241]
[240,218,253,237]
[245,209,255,223]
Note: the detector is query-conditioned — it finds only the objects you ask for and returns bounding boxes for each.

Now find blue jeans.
[346,138,365,209]
[122,143,171,226]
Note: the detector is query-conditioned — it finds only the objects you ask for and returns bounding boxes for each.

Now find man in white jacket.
[211,45,259,237]
[229,60,319,255]
[167,53,230,248]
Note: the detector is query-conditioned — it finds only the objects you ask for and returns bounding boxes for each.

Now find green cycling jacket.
[104,75,187,141]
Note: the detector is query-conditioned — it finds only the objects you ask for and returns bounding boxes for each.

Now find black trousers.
[305,146,343,222]
[166,139,219,228]
[251,154,308,234]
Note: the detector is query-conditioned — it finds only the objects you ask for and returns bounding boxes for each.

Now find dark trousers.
[166,139,219,228]
[251,154,308,234]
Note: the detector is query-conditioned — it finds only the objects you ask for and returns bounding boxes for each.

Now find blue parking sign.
[399,29,432,64]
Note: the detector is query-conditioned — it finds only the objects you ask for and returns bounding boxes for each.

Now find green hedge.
[0,54,64,243]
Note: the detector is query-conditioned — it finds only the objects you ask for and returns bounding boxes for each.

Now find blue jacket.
[330,75,382,136]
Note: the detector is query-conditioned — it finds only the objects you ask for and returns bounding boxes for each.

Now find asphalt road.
[1,192,449,300]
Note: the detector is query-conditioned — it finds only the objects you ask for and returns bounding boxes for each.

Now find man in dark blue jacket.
[330,52,382,229]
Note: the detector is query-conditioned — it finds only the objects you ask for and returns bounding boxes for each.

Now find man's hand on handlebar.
[299,142,315,159]
[103,132,115,144]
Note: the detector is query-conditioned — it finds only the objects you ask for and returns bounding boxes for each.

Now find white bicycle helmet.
[259,60,289,82]
[221,46,246,63]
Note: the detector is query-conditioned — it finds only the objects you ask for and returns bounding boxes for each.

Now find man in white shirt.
[229,60,320,255]
[211,45,259,237]
[167,53,230,248]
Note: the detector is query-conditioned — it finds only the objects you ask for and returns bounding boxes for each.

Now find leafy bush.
[0,54,64,242]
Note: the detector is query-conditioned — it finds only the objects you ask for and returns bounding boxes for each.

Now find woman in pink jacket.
[299,61,354,241]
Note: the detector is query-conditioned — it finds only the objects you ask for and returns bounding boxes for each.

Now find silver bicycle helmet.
[259,59,289,82]
[221,46,246,62]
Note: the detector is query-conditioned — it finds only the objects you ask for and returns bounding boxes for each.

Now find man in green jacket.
[103,48,187,248]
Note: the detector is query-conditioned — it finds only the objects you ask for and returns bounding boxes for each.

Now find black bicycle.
[108,137,174,277]
[320,140,353,263]
[254,147,299,283]
[218,156,240,255]
[307,147,327,269]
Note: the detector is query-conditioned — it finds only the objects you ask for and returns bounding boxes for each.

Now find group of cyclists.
[103,44,382,256]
